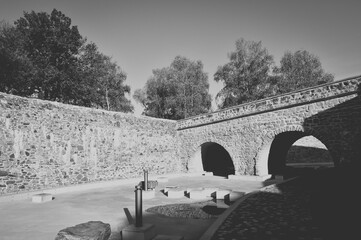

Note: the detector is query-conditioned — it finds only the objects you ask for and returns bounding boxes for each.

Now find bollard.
[144,169,148,191]
[135,185,143,227]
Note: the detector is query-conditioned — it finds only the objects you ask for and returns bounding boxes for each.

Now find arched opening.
[201,142,235,177]
[268,131,333,177]
[286,136,333,167]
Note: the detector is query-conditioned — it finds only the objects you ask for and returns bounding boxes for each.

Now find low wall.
[0,93,180,196]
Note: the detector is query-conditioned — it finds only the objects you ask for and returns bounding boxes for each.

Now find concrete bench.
[32,193,53,203]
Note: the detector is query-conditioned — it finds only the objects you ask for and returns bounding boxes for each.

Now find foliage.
[273,50,334,94]
[214,38,334,110]
[0,9,133,112]
[0,21,34,95]
[76,43,133,112]
[214,38,274,109]
[134,56,211,120]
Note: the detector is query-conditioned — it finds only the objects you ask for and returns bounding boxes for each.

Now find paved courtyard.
[0,174,271,240]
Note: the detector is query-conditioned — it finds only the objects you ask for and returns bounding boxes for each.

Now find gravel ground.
[146,200,226,219]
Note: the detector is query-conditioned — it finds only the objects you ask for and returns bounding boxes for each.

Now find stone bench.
[32,193,53,203]
[214,189,232,200]
[167,188,186,198]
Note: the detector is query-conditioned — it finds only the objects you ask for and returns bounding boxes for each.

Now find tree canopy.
[133,56,211,120]
[273,50,334,94]
[0,9,133,112]
[214,38,334,109]
[214,38,274,109]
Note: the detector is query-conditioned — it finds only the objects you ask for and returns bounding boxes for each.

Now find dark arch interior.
[201,142,235,177]
[268,131,306,175]
[268,131,333,177]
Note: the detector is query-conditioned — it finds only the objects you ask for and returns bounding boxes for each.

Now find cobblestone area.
[211,177,323,240]
[209,168,359,240]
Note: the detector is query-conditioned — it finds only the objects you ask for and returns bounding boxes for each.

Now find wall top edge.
[176,75,361,129]
[0,92,176,123]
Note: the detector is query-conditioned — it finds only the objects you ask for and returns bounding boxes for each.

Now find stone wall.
[177,76,360,130]
[0,93,179,196]
[177,76,361,176]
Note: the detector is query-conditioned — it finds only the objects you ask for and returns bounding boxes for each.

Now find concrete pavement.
[0,174,272,240]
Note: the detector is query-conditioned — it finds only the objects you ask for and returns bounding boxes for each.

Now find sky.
[1,0,360,114]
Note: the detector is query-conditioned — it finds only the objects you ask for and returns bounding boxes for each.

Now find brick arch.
[187,137,235,175]
[255,125,333,176]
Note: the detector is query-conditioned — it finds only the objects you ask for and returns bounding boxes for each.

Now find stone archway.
[188,142,235,177]
[267,130,333,175]
[286,135,333,167]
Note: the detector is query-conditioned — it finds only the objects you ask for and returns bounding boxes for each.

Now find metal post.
[144,169,148,191]
[135,185,143,227]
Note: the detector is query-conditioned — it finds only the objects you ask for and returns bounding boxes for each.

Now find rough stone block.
[55,221,111,240]
[120,223,156,240]
[32,193,53,203]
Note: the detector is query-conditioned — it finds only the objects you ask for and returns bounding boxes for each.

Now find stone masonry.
[0,93,179,195]
[177,76,361,176]
[1,75,360,197]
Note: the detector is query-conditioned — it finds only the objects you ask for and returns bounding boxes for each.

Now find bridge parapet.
[177,76,361,130]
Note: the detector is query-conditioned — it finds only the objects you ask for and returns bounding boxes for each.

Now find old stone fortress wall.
[1,75,360,196]
[0,95,179,196]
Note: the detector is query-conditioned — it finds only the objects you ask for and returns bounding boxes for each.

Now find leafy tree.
[273,50,334,94]
[76,43,133,112]
[0,21,34,95]
[0,9,133,112]
[214,38,274,109]
[134,56,211,119]
[13,9,84,101]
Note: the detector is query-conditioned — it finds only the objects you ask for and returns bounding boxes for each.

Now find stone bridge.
[176,76,361,177]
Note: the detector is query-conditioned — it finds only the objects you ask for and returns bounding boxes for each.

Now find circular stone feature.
[146,201,225,219]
